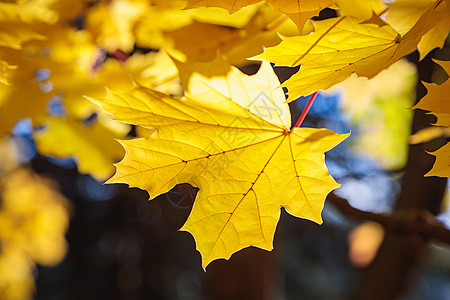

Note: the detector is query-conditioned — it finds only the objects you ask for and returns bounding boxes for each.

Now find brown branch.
[327,192,450,245]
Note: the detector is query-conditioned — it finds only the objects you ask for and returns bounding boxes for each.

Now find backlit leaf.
[253,0,449,99]
[415,59,450,177]
[94,57,348,268]
[386,0,450,59]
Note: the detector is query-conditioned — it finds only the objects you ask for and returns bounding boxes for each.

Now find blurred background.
[0,1,449,299]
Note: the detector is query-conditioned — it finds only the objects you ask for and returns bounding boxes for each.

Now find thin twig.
[327,192,450,245]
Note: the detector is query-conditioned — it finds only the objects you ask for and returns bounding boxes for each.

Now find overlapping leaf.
[386,0,450,60]
[253,0,450,99]
[415,59,450,177]
[94,57,348,268]
[417,60,450,128]
[0,20,181,179]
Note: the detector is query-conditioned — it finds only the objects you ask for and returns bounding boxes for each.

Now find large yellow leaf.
[94,57,348,268]
[184,0,333,29]
[415,59,450,178]
[253,0,449,100]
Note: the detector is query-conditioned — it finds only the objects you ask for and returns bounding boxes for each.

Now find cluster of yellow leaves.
[0,0,182,180]
[0,0,348,271]
[247,0,450,177]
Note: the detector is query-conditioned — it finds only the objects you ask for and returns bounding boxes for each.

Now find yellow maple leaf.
[425,143,450,177]
[417,17,450,60]
[416,60,450,127]
[184,0,333,29]
[386,0,450,60]
[253,0,449,100]
[93,57,348,268]
[414,59,450,178]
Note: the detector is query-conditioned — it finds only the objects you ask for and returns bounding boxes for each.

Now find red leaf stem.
[294,91,318,128]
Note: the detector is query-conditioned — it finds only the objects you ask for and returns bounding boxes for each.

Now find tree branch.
[327,192,450,245]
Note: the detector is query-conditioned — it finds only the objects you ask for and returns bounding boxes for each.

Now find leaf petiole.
[294,91,318,128]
